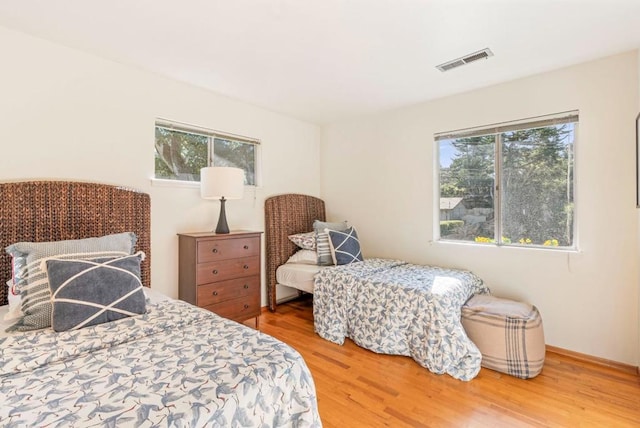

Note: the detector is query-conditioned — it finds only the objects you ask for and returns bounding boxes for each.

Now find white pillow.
[286,249,318,265]
[4,280,23,322]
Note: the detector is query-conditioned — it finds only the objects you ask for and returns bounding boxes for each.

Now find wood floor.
[259,296,640,428]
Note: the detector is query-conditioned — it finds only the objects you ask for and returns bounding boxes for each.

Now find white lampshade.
[200,167,245,200]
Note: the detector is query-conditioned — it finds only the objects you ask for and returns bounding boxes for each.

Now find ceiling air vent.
[436,48,494,72]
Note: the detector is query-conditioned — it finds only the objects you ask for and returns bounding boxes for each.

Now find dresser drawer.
[197,276,259,307]
[196,256,260,284]
[203,292,260,321]
[197,237,260,263]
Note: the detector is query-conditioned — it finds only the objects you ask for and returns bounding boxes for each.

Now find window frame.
[153,119,261,187]
[435,111,578,251]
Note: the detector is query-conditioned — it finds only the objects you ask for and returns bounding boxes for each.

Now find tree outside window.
[154,124,258,186]
[438,113,576,249]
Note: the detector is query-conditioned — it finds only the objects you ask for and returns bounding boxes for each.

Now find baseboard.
[546,345,638,376]
[276,295,303,305]
[261,294,307,313]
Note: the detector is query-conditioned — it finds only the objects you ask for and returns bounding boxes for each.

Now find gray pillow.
[45,252,146,332]
[327,227,364,265]
[313,220,348,266]
[5,232,137,332]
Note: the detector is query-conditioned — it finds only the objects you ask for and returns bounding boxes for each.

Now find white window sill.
[150,178,261,191]
[434,238,580,253]
[150,178,200,189]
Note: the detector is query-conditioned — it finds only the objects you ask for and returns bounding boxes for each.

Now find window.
[154,120,259,185]
[437,112,577,249]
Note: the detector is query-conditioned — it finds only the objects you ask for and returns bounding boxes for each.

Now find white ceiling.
[1,1,639,124]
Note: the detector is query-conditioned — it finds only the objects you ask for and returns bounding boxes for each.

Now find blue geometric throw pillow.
[327,227,363,265]
[314,220,349,266]
[44,252,146,332]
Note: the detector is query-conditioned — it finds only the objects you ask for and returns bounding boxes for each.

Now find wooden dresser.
[178,231,262,328]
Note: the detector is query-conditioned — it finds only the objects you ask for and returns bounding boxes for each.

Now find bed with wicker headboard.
[0,180,151,306]
[264,192,492,380]
[265,193,325,311]
[0,180,321,426]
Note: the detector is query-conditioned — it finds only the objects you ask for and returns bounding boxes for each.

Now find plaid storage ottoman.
[461,294,545,379]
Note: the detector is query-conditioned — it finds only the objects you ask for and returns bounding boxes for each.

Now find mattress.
[276,263,322,293]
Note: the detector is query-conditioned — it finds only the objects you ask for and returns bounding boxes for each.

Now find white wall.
[0,26,321,304]
[321,51,640,365]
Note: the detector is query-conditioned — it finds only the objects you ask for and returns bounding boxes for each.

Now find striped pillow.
[45,252,146,332]
[5,232,137,332]
[313,220,348,266]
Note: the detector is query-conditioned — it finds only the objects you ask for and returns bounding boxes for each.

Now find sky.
[439,140,456,168]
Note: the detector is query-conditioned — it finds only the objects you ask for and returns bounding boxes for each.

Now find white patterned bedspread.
[313,259,489,381]
[0,300,321,427]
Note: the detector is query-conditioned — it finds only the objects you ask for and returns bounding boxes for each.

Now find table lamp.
[200,167,245,234]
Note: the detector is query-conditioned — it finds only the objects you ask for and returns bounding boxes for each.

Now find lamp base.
[215,197,230,234]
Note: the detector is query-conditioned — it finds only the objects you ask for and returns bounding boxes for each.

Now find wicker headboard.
[0,181,151,306]
[265,194,325,311]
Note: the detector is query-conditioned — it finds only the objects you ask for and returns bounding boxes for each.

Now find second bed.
[265,193,489,381]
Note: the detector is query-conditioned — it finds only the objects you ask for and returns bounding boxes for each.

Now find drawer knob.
[243,245,249,249]
[244,304,249,309]
[243,265,249,270]
[243,284,249,289]
[212,269,218,275]
[212,248,218,253]
[212,291,218,296]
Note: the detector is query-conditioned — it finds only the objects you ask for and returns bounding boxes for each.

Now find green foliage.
[154,129,257,185]
[440,220,464,236]
[443,135,495,207]
[440,182,465,197]
[475,236,559,246]
[440,123,575,247]
[475,236,511,244]
[154,127,208,180]
[214,138,256,185]
[500,125,574,246]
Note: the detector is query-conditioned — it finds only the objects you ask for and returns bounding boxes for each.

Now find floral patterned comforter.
[313,259,489,381]
[0,300,321,427]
